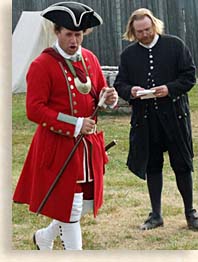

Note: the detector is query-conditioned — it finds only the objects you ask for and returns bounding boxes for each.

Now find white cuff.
[74,117,84,137]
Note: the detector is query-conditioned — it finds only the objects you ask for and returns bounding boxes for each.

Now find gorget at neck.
[65,58,92,94]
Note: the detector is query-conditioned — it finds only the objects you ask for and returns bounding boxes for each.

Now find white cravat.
[139,34,159,49]
[55,40,82,61]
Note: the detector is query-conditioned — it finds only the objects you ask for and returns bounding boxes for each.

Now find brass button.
[42,122,47,127]
[73,101,77,105]
[68,77,72,81]
[70,85,74,89]
[50,126,54,131]
[72,93,76,97]
[58,129,62,133]
[66,131,70,136]
[74,109,78,114]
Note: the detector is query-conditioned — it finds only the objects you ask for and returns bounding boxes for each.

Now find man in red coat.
[13,1,118,250]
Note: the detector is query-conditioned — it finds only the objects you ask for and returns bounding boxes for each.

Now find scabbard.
[105,140,117,151]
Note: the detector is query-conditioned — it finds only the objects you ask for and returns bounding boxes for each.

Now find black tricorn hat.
[41,1,103,31]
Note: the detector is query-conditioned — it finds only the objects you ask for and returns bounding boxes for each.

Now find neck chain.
[65,57,92,94]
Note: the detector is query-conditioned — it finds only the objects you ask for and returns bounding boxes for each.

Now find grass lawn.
[12,85,198,250]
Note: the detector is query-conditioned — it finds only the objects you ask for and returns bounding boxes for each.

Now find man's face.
[56,28,84,55]
[133,16,155,45]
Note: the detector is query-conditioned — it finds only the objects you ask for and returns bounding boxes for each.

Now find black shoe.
[140,212,164,230]
[33,233,40,250]
[186,209,198,230]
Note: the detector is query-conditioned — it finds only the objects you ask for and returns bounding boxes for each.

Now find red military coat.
[13,47,108,222]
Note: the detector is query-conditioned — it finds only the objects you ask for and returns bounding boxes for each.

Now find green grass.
[12,85,198,250]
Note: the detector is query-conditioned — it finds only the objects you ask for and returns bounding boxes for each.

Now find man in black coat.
[114,8,198,230]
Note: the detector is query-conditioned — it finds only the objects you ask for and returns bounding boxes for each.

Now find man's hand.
[151,85,168,98]
[101,87,118,105]
[131,86,145,98]
[80,118,95,135]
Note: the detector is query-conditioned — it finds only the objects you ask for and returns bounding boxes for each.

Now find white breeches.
[70,192,93,221]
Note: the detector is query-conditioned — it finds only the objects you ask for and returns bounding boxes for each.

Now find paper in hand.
[136,89,156,100]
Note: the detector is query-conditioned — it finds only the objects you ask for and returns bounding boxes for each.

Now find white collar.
[139,34,159,49]
[55,40,82,61]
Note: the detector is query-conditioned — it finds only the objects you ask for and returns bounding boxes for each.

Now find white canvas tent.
[12,11,56,93]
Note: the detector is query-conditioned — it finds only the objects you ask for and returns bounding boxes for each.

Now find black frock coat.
[114,34,196,180]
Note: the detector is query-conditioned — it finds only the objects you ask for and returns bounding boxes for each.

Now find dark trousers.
[146,112,193,216]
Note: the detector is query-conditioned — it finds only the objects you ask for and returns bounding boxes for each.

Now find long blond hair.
[123,8,164,41]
